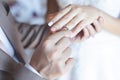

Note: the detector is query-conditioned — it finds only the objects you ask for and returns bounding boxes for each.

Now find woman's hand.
[48,4,103,42]
[73,17,103,42]
[30,30,74,80]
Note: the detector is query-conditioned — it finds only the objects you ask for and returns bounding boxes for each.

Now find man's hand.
[30,30,74,80]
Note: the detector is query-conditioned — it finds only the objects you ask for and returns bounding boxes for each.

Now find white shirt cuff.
[25,64,44,78]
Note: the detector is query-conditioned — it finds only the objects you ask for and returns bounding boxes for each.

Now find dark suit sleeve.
[0,2,46,80]
[0,49,46,80]
[13,64,46,80]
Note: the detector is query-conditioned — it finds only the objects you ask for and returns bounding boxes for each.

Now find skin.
[47,5,103,43]
[30,30,74,80]
[48,4,120,41]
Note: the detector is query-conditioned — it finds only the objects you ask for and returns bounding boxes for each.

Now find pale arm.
[100,11,120,35]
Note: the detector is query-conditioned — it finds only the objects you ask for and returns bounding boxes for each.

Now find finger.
[65,12,86,30]
[81,28,90,41]
[48,5,72,26]
[65,58,74,73]
[93,20,102,32]
[51,8,81,31]
[72,18,94,37]
[55,37,72,53]
[46,30,73,46]
[86,25,96,37]
[51,38,71,60]
[61,47,72,62]
[98,16,104,24]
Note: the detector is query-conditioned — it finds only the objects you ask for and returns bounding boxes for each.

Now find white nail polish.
[48,22,53,27]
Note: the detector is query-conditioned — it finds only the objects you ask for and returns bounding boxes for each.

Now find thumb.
[65,58,75,73]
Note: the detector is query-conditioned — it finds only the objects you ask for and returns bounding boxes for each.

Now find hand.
[30,30,74,80]
[48,4,103,41]
[74,17,103,42]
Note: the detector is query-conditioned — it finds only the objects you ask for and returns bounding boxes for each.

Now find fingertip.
[98,16,104,24]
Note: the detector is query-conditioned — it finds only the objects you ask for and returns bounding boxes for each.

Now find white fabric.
[56,0,120,80]
[11,0,47,25]
[57,0,120,17]
[25,64,43,77]
[0,27,14,58]
[0,26,41,77]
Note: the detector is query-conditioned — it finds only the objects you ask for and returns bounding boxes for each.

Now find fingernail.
[48,21,54,27]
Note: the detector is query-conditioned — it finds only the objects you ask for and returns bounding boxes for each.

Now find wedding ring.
[63,27,69,30]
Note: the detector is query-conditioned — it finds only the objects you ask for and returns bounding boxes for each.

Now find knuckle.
[59,30,72,38]
[64,16,69,20]
[54,23,62,29]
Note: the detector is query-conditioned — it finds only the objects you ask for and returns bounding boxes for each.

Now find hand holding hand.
[48,4,103,42]
[30,30,74,80]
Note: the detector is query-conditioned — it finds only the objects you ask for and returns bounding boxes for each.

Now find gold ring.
[63,27,69,30]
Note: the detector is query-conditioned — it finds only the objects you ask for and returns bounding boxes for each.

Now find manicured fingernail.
[48,21,53,27]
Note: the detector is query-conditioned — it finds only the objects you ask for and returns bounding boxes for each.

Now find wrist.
[26,63,48,80]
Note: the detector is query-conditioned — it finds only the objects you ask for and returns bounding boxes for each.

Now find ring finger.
[86,25,96,37]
